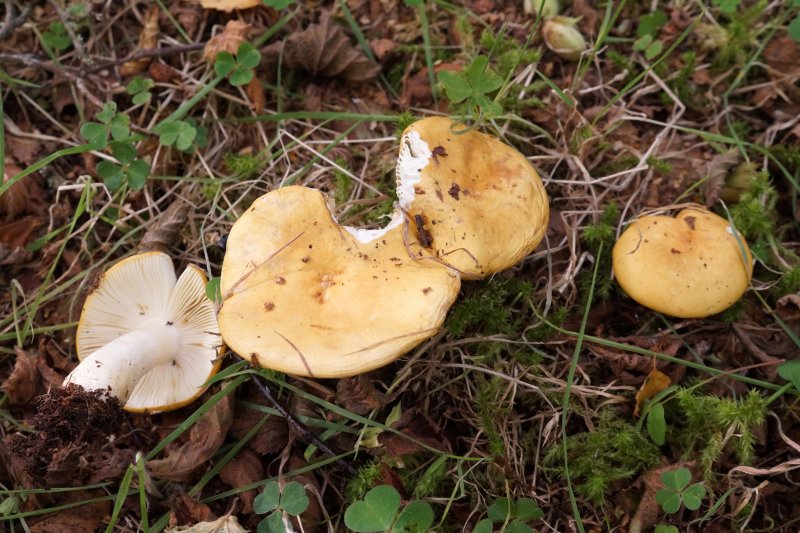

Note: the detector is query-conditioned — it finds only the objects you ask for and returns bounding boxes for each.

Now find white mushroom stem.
[64,319,181,403]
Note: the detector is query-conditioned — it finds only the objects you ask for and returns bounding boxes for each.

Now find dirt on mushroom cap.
[612,207,753,318]
[218,186,461,378]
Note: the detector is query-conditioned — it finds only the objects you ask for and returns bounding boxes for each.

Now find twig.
[0,1,32,41]
[83,43,206,74]
[250,373,358,476]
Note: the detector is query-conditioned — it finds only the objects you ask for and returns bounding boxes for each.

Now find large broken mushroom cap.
[612,207,753,318]
[397,116,549,279]
[218,186,460,378]
[65,252,222,412]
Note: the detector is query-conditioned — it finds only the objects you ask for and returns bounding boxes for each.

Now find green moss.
[395,110,417,139]
[729,172,776,240]
[446,278,533,338]
[543,410,661,506]
[672,388,767,480]
[222,151,263,179]
[345,460,383,501]
[475,375,511,458]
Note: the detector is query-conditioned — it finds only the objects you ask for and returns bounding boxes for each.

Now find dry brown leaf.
[138,200,190,254]
[29,498,111,532]
[219,449,263,513]
[634,367,671,417]
[703,150,740,207]
[120,7,161,76]
[268,12,380,82]
[369,38,396,60]
[229,389,289,455]
[166,515,248,533]
[336,374,387,416]
[378,407,448,460]
[200,0,261,12]
[148,394,235,481]
[204,20,251,62]
[1,347,39,405]
[245,76,265,114]
[168,492,216,527]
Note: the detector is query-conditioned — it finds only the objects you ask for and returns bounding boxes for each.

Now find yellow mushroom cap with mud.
[396,117,549,279]
[65,252,223,412]
[612,207,753,318]
[218,186,461,378]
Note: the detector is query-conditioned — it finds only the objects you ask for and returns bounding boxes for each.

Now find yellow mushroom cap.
[612,207,753,318]
[397,117,549,279]
[218,186,461,378]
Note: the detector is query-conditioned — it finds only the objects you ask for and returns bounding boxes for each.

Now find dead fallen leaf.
[1,347,39,405]
[287,455,325,532]
[228,388,289,455]
[166,514,248,533]
[200,0,261,12]
[629,462,696,533]
[634,367,671,417]
[149,61,180,83]
[168,491,216,527]
[204,20,251,62]
[378,407,449,461]
[120,7,161,76]
[138,200,190,254]
[245,76,265,114]
[369,38,396,60]
[336,374,387,416]
[5,135,41,166]
[703,150,740,206]
[219,449,263,513]
[29,497,111,532]
[148,394,235,481]
[267,12,380,82]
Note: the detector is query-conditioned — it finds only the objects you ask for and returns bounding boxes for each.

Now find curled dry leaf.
[148,394,235,481]
[1,347,39,405]
[702,150,740,207]
[166,515,248,533]
[219,449,263,513]
[245,76,265,114]
[200,0,261,12]
[120,7,160,77]
[336,374,387,416]
[204,20,250,62]
[138,200,190,254]
[633,367,671,417]
[266,12,380,82]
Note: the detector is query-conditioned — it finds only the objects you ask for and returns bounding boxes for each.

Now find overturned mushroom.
[612,207,753,318]
[219,186,461,378]
[65,252,222,412]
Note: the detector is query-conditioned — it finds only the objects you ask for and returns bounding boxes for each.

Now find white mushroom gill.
[342,130,431,244]
[66,253,221,411]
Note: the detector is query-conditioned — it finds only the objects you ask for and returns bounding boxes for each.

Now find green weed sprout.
[656,468,706,514]
[437,55,503,126]
[473,497,544,533]
[633,9,667,60]
[253,480,310,533]
[344,485,434,533]
[80,102,150,191]
[126,76,154,106]
[42,22,71,52]
[215,41,261,86]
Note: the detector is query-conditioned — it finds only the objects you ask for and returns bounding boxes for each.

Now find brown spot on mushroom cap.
[218,186,460,378]
[612,207,753,318]
[401,117,549,279]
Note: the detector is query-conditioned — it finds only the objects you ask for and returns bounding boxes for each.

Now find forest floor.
[1,0,800,532]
